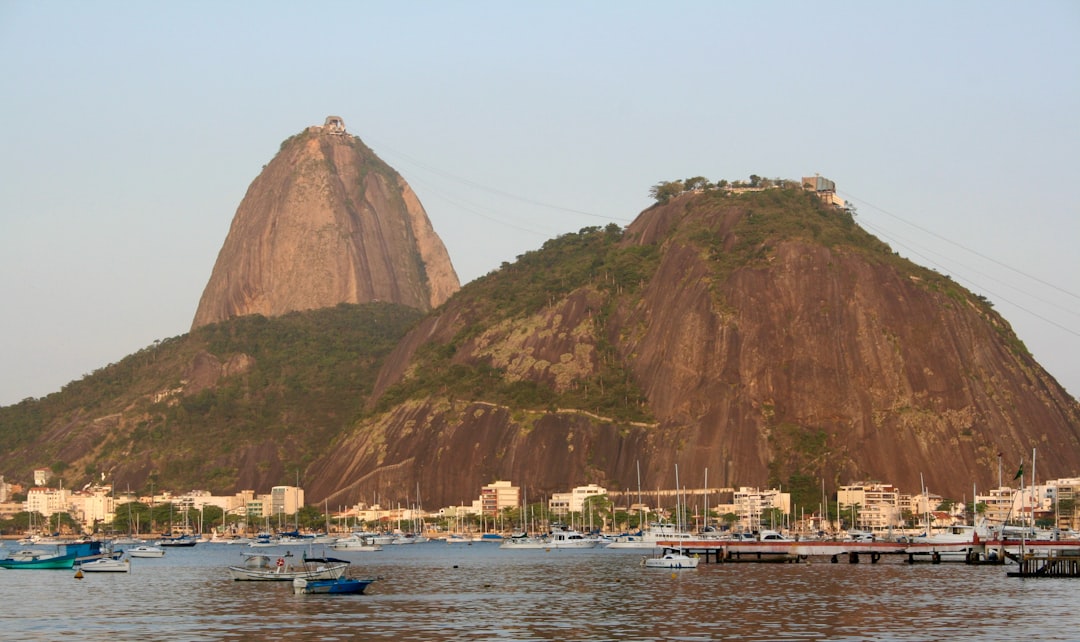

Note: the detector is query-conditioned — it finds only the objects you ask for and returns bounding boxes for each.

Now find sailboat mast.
[1031,448,1037,532]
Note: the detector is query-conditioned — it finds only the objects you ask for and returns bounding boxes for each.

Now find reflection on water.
[1,543,1077,641]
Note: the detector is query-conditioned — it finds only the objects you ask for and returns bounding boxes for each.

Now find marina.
[1,540,1078,640]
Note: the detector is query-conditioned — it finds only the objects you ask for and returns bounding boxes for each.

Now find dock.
[655,538,1080,565]
[1007,554,1080,578]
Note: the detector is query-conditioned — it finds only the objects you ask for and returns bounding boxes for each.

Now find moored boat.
[329,535,383,552]
[227,552,349,581]
[546,525,601,549]
[293,576,377,594]
[642,551,700,569]
[499,532,550,549]
[128,545,166,558]
[606,522,696,549]
[78,557,131,573]
[157,534,198,547]
[0,548,78,570]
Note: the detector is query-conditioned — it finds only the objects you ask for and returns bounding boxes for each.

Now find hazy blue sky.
[1,1,1078,406]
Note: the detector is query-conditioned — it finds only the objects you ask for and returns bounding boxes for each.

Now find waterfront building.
[26,485,69,518]
[68,484,116,528]
[549,484,607,516]
[837,482,902,532]
[480,480,519,516]
[1049,478,1079,531]
[732,487,791,531]
[271,485,305,516]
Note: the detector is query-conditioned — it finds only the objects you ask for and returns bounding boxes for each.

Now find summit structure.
[192,117,459,329]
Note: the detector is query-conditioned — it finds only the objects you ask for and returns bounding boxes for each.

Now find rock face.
[192,118,459,329]
[308,189,1080,508]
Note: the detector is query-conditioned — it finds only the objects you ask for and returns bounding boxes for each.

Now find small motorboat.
[293,576,377,595]
[642,551,700,569]
[78,557,131,573]
[227,552,349,581]
[128,545,166,558]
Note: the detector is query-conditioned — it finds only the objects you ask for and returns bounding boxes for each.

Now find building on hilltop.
[802,174,845,208]
[323,115,346,134]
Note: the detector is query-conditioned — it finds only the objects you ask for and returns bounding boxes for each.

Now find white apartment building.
[271,485,305,516]
[732,487,791,530]
[26,486,70,518]
[68,484,116,528]
[549,484,607,516]
[837,482,902,531]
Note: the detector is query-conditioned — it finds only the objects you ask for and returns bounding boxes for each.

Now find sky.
[1,1,1078,407]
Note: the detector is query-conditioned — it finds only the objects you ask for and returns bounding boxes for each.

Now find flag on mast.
[1013,463,1024,481]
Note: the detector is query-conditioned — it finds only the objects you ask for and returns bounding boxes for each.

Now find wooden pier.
[1007,554,1080,578]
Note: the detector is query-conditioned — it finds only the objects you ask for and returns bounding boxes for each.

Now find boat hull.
[0,553,77,570]
[78,558,131,573]
[643,553,700,569]
[293,577,375,594]
[228,555,349,581]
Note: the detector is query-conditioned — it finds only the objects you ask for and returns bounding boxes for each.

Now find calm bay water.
[1,541,1077,641]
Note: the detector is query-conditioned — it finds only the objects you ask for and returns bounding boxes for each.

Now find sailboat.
[642,465,699,569]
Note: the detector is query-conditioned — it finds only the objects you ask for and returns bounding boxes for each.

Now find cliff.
[191,118,459,329]
[308,189,1080,508]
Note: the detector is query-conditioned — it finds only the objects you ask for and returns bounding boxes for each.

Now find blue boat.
[0,548,78,569]
[292,576,376,595]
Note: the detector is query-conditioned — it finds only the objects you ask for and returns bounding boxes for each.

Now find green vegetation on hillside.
[375,224,659,422]
[0,303,423,493]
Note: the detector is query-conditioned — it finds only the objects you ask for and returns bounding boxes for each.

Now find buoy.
[74,569,84,579]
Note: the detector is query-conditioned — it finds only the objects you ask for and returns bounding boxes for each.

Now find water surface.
[1,542,1076,640]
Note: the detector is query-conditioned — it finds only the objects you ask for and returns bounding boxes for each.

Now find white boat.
[391,533,428,545]
[498,533,550,549]
[546,526,601,549]
[78,557,131,573]
[910,524,993,561]
[758,530,795,542]
[328,535,382,552]
[227,553,349,581]
[911,524,985,545]
[606,522,696,549]
[642,551,700,569]
[128,545,165,558]
[444,533,474,544]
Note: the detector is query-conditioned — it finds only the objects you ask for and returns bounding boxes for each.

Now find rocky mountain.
[191,116,459,329]
[306,188,1080,509]
[2,183,1077,514]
